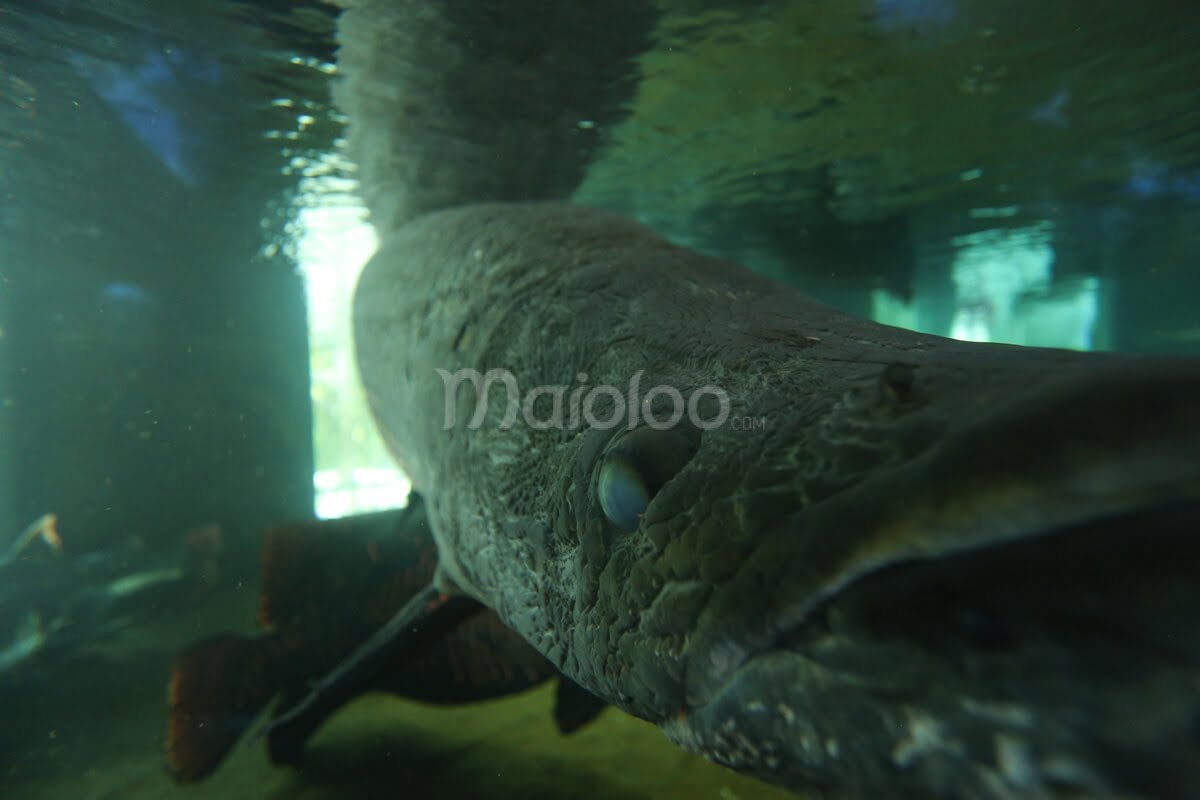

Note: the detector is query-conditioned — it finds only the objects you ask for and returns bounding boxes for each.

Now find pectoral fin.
[262,583,483,763]
[552,674,609,734]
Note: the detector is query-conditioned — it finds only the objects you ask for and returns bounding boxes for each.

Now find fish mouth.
[669,359,1200,797]
[780,498,1200,664]
[673,500,1200,797]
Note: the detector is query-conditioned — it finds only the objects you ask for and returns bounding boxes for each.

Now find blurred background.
[0,0,1196,797]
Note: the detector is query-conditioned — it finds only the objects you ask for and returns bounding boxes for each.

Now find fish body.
[259,4,1200,795]
[293,201,1200,798]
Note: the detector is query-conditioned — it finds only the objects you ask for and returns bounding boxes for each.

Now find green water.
[1,1,1198,798]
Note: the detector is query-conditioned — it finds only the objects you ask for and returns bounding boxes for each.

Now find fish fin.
[265,683,316,766]
[262,583,483,764]
[258,497,432,631]
[38,513,63,553]
[552,674,609,734]
[166,633,278,782]
[370,608,557,703]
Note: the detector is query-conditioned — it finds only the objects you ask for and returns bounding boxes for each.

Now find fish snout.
[670,356,1200,797]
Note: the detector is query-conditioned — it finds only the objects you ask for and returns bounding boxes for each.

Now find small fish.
[0,515,215,684]
[0,512,61,567]
[0,612,45,672]
[105,567,184,599]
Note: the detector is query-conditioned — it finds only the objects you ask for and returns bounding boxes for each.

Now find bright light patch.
[873,221,1100,350]
[949,224,1056,342]
[949,223,1098,349]
[289,151,410,518]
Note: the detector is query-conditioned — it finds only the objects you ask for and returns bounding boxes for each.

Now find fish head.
[551,347,1200,796]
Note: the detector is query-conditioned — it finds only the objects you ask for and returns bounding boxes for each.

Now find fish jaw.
[661,501,1200,798]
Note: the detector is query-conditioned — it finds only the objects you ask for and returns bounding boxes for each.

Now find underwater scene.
[1,1,1199,798]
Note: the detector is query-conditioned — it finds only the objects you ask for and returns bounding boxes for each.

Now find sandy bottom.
[1,584,799,800]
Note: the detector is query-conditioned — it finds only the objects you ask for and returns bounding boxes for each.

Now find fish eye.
[597,426,699,531]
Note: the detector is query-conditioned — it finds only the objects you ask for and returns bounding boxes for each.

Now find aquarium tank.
[1,1,1198,799]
